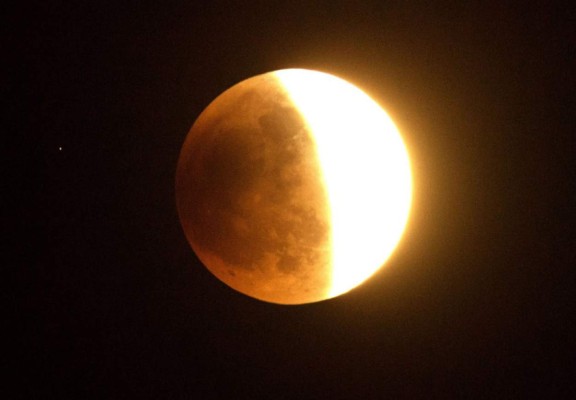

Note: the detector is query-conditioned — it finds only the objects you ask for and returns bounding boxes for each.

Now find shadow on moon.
[176,73,332,304]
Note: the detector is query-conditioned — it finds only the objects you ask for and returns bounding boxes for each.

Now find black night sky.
[7,1,575,398]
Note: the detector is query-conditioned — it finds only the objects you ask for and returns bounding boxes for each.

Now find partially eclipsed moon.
[176,69,412,304]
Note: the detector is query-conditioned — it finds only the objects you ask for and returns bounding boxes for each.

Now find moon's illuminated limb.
[275,69,412,298]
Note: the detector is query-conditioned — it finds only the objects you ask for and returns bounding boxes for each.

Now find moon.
[176,69,412,304]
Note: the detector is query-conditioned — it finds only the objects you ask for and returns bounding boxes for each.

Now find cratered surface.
[176,72,332,304]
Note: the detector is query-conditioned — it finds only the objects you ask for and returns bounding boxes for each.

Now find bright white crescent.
[275,69,412,298]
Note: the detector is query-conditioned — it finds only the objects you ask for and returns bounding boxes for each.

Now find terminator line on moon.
[176,69,412,304]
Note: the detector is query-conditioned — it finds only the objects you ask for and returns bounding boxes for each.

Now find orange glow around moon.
[275,69,412,298]
[176,69,412,304]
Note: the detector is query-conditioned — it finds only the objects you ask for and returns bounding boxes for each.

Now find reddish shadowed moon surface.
[176,69,412,304]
